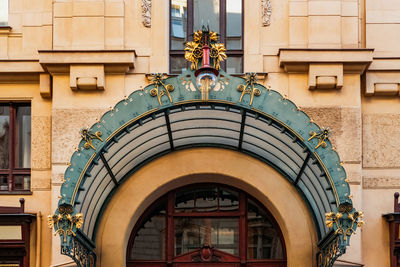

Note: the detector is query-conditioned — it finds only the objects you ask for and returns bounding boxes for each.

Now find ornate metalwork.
[325,202,364,245]
[48,204,83,247]
[56,30,360,267]
[317,234,345,267]
[62,235,96,267]
[237,72,262,106]
[80,127,103,150]
[262,0,272,26]
[185,30,226,71]
[191,246,221,262]
[148,73,175,105]
[141,0,151,27]
[308,127,331,149]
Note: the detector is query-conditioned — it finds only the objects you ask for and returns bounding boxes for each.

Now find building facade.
[0,0,399,266]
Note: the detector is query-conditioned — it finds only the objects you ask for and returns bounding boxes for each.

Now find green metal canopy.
[50,69,363,267]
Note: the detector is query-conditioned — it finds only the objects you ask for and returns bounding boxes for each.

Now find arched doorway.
[126,184,286,267]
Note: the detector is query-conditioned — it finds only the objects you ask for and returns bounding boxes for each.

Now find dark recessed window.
[0,103,31,192]
[169,0,243,74]
[127,184,286,266]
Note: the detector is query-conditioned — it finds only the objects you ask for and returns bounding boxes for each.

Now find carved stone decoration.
[142,0,151,27]
[261,0,272,26]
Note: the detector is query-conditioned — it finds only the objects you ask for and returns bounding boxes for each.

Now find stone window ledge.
[365,57,400,96]
[39,50,136,92]
[278,48,374,90]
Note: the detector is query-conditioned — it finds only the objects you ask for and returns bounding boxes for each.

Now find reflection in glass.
[14,175,30,191]
[171,0,187,50]
[0,105,9,169]
[226,0,242,49]
[170,56,188,74]
[226,56,242,74]
[247,199,284,259]
[15,106,31,168]
[130,202,167,260]
[175,185,239,212]
[174,217,239,256]
[0,175,8,191]
[194,0,219,32]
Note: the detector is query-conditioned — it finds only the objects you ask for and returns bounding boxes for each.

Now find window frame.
[0,102,31,194]
[169,0,244,74]
[126,183,287,266]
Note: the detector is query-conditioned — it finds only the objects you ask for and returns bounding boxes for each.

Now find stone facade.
[0,0,399,266]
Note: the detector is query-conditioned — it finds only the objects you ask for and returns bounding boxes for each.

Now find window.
[127,184,286,266]
[0,0,8,26]
[170,0,243,74]
[0,103,31,192]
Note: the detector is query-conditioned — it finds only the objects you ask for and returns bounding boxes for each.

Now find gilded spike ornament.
[80,127,103,150]
[185,30,226,71]
[148,73,175,105]
[237,73,262,106]
[308,126,331,149]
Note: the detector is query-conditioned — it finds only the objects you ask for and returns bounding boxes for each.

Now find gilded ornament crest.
[185,30,226,71]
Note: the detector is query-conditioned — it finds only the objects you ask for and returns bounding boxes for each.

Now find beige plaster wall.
[0,0,399,266]
[95,148,317,267]
[0,83,52,267]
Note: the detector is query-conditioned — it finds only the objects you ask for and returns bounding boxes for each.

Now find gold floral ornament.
[48,204,84,244]
[80,127,103,150]
[185,30,227,71]
[308,126,330,149]
[148,73,175,106]
[237,73,262,106]
[148,73,175,105]
[325,203,364,243]
[210,43,227,70]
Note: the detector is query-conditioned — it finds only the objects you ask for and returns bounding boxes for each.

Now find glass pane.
[0,105,9,169]
[0,0,8,26]
[14,175,30,190]
[0,175,8,191]
[226,56,242,74]
[218,187,239,211]
[247,199,284,259]
[171,0,187,50]
[226,0,242,49]
[15,106,31,168]
[175,185,239,212]
[170,55,188,74]
[130,200,167,260]
[174,217,239,256]
[194,0,219,33]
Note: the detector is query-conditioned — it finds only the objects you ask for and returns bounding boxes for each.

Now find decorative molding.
[278,49,373,74]
[0,60,44,83]
[39,50,136,75]
[142,0,151,28]
[363,177,400,189]
[365,58,400,96]
[262,0,272,26]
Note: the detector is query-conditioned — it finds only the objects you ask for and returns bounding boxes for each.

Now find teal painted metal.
[54,69,360,266]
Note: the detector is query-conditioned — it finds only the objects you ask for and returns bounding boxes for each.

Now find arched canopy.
[50,70,361,267]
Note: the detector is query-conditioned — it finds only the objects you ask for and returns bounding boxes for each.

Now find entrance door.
[126,184,286,267]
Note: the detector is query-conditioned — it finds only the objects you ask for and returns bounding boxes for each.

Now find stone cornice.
[0,60,44,83]
[278,48,374,74]
[38,50,136,75]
